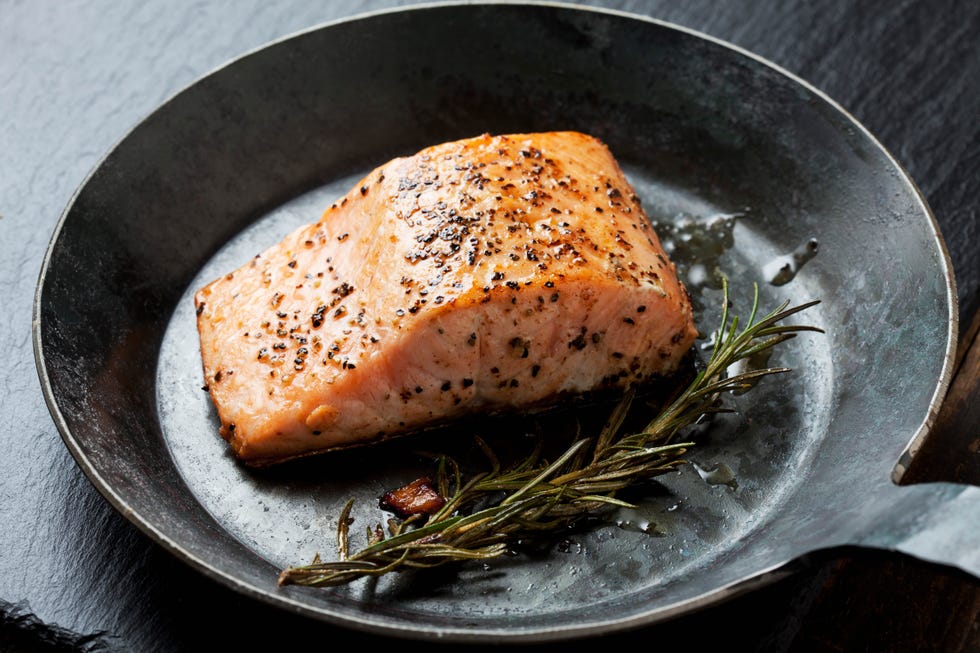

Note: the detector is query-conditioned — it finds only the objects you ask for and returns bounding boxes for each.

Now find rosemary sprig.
[278,281,821,588]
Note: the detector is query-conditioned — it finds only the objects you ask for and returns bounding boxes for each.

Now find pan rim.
[31,0,959,642]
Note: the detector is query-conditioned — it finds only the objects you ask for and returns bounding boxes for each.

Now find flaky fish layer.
[195,132,698,465]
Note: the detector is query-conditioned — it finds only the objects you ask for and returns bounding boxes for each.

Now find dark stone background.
[1,1,977,650]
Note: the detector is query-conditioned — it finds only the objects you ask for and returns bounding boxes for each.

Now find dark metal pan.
[33,2,978,643]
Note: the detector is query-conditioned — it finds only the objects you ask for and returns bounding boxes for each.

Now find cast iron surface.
[32,2,973,642]
[5,1,979,651]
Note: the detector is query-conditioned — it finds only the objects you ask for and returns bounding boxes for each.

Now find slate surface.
[1,1,978,651]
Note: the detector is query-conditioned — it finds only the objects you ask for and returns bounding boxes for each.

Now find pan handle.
[857,482,980,578]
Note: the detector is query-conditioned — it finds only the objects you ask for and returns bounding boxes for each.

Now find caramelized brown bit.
[379,477,446,517]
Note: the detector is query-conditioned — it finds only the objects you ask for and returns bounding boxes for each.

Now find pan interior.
[157,162,833,618]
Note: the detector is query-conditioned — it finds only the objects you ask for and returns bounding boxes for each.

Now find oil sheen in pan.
[155,166,833,615]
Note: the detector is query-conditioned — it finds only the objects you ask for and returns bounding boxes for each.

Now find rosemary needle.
[278,280,821,588]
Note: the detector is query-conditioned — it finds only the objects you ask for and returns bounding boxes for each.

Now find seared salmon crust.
[195,132,698,465]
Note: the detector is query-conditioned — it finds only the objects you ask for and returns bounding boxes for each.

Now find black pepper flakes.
[312,305,326,328]
[509,337,530,358]
[332,282,355,298]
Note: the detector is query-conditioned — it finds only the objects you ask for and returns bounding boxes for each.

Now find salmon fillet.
[195,132,698,466]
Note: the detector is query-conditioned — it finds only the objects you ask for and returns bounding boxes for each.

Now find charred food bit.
[379,477,447,518]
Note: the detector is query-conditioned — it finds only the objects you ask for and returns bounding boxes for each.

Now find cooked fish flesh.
[195,132,698,465]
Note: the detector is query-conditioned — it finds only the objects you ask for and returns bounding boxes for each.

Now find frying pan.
[33,2,979,642]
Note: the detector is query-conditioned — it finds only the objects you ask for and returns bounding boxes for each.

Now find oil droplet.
[614,518,663,536]
[557,539,583,554]
[653,212,740,299]
[692,461,739,491]
[686,263,709,287]
[763,238,819,286]
[725,345,774,395]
